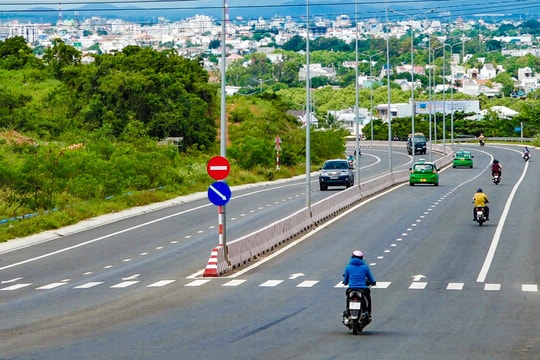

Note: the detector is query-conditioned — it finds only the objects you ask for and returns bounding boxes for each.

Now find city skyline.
[2,1,540,21]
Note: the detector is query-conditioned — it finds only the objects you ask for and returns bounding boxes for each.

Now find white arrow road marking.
[209,184,227,200]
[288,273,304,279]
[1,277,23,284]
[412,275,426,281]
[122,274,141,281]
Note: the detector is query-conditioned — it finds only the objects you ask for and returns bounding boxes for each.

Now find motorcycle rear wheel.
[352,318,361,335]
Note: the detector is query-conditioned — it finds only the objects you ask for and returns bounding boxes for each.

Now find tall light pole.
[354,0,360,183]
[447,41,462,152]
[428,33,433,161]
[390,8,435,161]
[305,0,311,208]
[385,0,392,173]
[360,51,383,146]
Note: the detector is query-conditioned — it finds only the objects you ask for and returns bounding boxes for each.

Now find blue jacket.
[343,257,376,288]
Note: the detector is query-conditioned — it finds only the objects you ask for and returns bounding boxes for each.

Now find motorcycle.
[479,139,485,147]
[523,153,530,162]
[474,206,487,226]
[492,172,501,185]
[342,289,371,335]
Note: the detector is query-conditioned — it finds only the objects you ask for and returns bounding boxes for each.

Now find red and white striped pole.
[218,205,224,245]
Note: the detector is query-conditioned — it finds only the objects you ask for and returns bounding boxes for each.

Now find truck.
[407,132,427,155]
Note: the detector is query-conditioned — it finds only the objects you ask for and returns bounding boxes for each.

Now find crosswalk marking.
[447,282,464,290]
[74,282,104,289]
[1,283,32,291]
[36,282,67,290]
[148,280,175,287]
[259,280,283,287]
[409,282,428,290]
[110,281,139,288]
[222,279,246,287]
[297,280,318,288]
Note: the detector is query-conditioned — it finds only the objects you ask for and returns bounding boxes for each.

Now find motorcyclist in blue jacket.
[343,250,376,319]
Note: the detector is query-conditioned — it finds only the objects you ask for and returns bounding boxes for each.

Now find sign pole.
[207,156,231,264]
[275,135,282,171]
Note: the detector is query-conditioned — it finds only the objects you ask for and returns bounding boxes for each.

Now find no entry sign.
[207,156,230,180]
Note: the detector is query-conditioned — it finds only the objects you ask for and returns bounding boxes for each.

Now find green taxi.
[409,159,439,186]
[453,150,474,168]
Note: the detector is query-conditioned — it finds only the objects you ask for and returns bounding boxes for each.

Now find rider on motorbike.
[473,188,490,221]
[491,159,502,180]
[523,146,530,158]
[478,133,485,146]
[343,250,376,321]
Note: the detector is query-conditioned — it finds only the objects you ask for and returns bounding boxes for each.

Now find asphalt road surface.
[0,144,538,360]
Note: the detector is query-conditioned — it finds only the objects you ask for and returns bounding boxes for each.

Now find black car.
[407,133,427,155]
[318,159,354,191]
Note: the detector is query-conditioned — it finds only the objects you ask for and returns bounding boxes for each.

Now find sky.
[1,1,539,19]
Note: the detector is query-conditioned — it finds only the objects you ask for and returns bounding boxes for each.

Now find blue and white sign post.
[208,181,231,207]
[207,156,231,250]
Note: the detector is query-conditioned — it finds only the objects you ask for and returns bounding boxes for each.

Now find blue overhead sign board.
[207,181,232,206]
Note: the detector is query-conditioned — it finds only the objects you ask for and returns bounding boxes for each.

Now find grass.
[0,163,310,243]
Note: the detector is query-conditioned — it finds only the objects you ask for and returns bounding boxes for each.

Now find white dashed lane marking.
[0,283,32,291]
[296,280,319,287]
[36,282,67,290]
[222,279,247,287]
[148,280,175,287]
[74,281,103,289]
[447,282,465,290]
[409,282,428,290]
[110,281,139,288]
[259,280,283,287]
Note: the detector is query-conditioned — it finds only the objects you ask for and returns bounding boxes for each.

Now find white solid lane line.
[476,161,529,283]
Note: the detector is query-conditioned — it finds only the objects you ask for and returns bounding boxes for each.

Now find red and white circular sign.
[207,156,230,180]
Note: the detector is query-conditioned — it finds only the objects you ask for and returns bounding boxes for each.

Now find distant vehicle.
[409,159,439,186]
[453,150,474,168]
[407,132,427,155]
[318,159,354,191]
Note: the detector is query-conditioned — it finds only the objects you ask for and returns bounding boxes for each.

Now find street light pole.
[305,0,311,208]
[390,8,435,160]
[448,42,461,152]
[354,0,360,183]
[385,0,392,173]
[360,51,383,146]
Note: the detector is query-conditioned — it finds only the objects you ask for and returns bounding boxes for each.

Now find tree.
[0,36,41,69]
[42,38,82,79]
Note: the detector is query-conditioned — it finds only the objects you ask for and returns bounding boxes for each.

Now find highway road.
[0,143,538,359]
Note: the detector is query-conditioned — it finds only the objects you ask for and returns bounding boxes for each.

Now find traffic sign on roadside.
[207,181,232,206]
[207,156,231,180]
